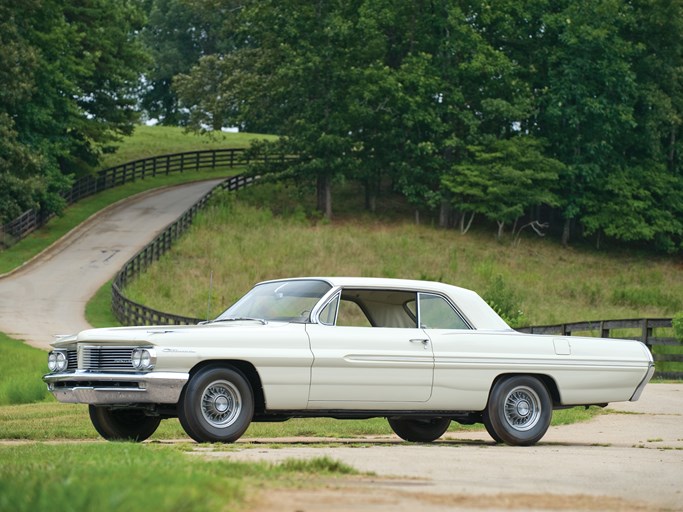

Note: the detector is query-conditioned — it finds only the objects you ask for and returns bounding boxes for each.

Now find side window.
[318,294,340,326]
[336,299,372,327]
[419,293,469,329]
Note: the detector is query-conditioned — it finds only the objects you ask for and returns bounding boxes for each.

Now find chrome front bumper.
[43,371,189,405]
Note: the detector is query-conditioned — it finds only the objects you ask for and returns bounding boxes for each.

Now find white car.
[44,277,655,446]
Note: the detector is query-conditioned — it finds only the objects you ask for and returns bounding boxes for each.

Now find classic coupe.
[44,277,655,446]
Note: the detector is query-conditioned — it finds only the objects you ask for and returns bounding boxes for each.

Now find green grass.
[122,183,683,328]
[99,125,276,168]
[0,443,354,512]
[0,399,602,442]
[0,334,50,406]
[85,279,121,328]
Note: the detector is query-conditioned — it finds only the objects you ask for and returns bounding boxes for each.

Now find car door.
[306,289,434,405]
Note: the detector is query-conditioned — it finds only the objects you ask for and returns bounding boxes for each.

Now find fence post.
[600,320,609,338]
[642,319,652,349]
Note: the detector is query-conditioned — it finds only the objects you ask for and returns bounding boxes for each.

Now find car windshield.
[215,279,332,323]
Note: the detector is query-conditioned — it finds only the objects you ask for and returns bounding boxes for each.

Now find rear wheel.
[89,405,161,442]
[388,417,451,442]
[482,375,552,446]
[178,366,254,443]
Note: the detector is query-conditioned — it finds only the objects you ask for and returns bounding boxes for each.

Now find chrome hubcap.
[504,386,541,431]
[201,379,241,428]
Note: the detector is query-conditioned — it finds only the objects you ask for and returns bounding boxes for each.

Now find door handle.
[409,338,429,348]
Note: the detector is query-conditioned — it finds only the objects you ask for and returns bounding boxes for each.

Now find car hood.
[50,321,290,348]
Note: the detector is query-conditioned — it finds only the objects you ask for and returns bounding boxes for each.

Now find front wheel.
[89,405,161,442]
[482,375,552,446]
[178,366,254,443]
[388,417,451,443]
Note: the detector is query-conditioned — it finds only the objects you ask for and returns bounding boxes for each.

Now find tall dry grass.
[123,184,683,327]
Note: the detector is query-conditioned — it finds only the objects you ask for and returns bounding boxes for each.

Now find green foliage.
[166,0,683,251]
[442,137,563,238]
[482,275,527,328]
[0,334,49,405]
[139,0,221,125]
[673,313,683,342]
[0,0,149,223]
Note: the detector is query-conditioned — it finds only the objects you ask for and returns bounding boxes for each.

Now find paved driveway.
[222,384,683,511]
[0,180,222,349]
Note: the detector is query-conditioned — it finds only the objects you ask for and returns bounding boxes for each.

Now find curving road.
[0,179,223,350]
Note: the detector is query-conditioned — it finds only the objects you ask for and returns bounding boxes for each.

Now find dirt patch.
[248,480,660,512]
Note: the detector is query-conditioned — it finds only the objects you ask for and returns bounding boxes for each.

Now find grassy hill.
[122,181,683,328]
[99,125,276,168]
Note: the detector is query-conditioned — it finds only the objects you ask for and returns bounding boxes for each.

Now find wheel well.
[188,360,266,414]
[489,373,561,406]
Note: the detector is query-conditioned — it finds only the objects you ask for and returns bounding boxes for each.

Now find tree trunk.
[561,218,571,247]
[317,173,332,219]
[365,180,377,213]
[460,212,475,235]
[496,221,505,240]
[669,124,677,173]
[439,200,452,228]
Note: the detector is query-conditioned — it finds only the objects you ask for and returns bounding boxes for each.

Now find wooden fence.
[1,148,292,248]
[518,319,681,379]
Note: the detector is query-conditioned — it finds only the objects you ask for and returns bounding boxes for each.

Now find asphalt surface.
[0,177,681,511]
[0,179,223,349]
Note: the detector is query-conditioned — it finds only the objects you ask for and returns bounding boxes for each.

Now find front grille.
[66,349,77,370]
[80,346,135,371]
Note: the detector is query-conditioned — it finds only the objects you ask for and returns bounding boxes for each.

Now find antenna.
[206,270,214,321]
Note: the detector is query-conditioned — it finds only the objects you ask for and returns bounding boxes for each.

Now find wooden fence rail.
[1,148,292,248]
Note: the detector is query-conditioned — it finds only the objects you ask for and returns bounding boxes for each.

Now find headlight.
[47,351,67,372]
[131,348,156,370]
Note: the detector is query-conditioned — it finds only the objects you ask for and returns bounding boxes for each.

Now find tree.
[176,0,365,217]
[171,0,683,250]
[442,137,563,239]
[0,0,149,223]
[139,0,223,125]
[536,1,639,244]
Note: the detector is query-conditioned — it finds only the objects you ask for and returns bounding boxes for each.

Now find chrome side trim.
[43,371,189,405]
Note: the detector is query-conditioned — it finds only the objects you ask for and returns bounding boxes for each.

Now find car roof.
[258,277,512,331]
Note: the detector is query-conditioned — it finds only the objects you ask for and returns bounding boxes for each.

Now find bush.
[483,275,527,328]
[673,312,683,342]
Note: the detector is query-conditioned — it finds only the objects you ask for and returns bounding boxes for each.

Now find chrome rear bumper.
[630,362,655,401]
